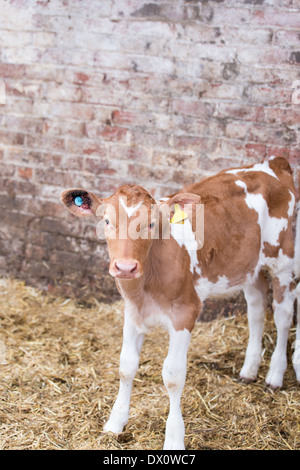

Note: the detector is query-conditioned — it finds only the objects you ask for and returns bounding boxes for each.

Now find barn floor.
[0,277,299,450]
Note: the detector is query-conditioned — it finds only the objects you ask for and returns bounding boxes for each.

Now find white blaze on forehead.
[235,179,288,247]
[227,160,279,180]
[120,198,144,217]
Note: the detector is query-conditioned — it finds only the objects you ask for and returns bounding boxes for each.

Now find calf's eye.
[105,219,110,225]
[74,196,83,207]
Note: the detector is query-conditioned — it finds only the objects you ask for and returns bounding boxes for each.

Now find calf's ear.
[61,188,102,217]
[159,193,201,223]
[166,192,201,208]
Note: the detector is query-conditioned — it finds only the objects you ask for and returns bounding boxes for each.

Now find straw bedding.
[0,277,299,450]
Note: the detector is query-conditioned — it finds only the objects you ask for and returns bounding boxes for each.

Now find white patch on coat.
[120,198,143,217]
[265,250,294,286]
[123,294,175,334]
[235,180,288,247]
[288,190,295,217]
[227,160,279,180]
[235,179,295,282]
[170,219,198,274]
[195,275,240,302]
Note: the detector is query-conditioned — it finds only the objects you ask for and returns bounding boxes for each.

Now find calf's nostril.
[115,261,138,274]
[130,263,138,273]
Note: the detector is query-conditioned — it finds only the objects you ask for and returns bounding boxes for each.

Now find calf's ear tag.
[170,203,188,224]
[74,196,83,207]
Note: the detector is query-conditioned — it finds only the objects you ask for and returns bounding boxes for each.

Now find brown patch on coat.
[183,172,261,286]
[272,276,286,304]
[263,242,279,258]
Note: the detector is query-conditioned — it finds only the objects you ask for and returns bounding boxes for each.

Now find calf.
[61,156,300,450]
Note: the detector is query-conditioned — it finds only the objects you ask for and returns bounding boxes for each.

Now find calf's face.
[61,186,158,280]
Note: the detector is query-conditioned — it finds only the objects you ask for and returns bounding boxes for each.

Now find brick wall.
[0,0,299,300]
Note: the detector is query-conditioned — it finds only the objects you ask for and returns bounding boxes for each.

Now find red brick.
[111,110,138,125]
[18,167,33,179]
[73,72,90,84]
[0,63,25,78]
[99,126,129,142]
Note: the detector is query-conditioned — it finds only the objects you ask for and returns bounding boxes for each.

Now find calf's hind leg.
[240,272,268,383]
[266,273,294,389]
[293,283,300,382]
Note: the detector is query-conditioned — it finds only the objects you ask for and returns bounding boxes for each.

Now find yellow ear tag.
[170,203,188,224]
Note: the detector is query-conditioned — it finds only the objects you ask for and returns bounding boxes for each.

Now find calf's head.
[61,185,201,280]
[61,185,160,279]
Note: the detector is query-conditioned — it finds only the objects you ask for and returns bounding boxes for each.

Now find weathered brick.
[65,137,107,157]
[85,123,129,143]
[127,162,174,184]
[0,130,26,146]
[111,110,139,126]
[32,31,57,47]
[0,63,25,78]
[245,143,267,160]
[35,168,74,187]
[252,8,300,29]
[109,144,150,161]
[46,84,83,102]
[225,122,248,140]
[172,99,215,118]
[152,151,199,171]
[274,30,300,48]
[84,157,118,176]
[27,134,65,152]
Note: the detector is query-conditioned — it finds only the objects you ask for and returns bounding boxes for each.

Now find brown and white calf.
[61,156,300,450]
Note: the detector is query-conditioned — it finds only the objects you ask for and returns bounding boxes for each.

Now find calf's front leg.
[162,327,191,450]
[104,313,144,434]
